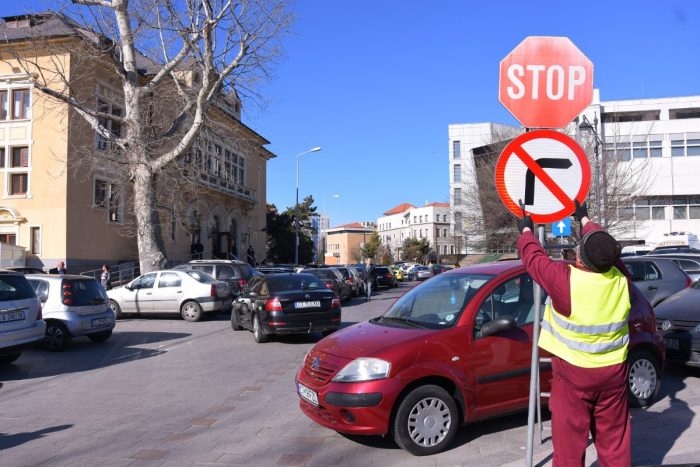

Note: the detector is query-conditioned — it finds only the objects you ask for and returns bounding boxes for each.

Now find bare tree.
[2,1,292,272]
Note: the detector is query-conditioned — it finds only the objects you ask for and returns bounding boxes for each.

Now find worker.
[516,200,631,466]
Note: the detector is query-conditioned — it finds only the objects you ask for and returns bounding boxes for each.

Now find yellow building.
[0,13,274,273]
[324,222,374,265]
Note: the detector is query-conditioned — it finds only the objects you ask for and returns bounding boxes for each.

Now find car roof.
[25,274,96,280]
[186,259,248,265]
[451,260,525,275]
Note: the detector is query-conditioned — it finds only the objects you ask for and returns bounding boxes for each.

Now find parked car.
[0,271,46,365]
[390,266,405,282]
[6,267,46,274]
[415,266,433,281]
[652,246,700,254]
[645,254,700,283]
[404,264,421,280]
[296,261,664,456]
[374,266,397,289]
[231,273,341,343]
[26,274,115,351]
[173,259,258,299]
[107,269,232,322]
[654,281,700,367]
[622,256,692,307]
[335,266,362,297]
[300,268,352,302]
[255,266,295,274]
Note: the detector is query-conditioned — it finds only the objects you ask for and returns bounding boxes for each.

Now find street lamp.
[295,146,322,265]
[578,113,604,225]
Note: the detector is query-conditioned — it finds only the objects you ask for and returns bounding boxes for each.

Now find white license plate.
[91,317,110,327]
[295,301,320,309]
[298,383,319,406]
[0,310,25,322]
[664,338,679,350]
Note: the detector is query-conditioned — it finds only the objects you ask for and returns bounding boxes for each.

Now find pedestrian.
[364,257,376,301]
[100,264,112,290]
[49,261,67,274]
[246,244,255,266]
[516,200,631,466]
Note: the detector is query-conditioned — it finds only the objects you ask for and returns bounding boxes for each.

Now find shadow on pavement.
[0,424,73,451]
[629,364,696,465]
[0,331,191,381]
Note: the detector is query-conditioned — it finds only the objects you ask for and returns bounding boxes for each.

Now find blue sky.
[3,1,700,227]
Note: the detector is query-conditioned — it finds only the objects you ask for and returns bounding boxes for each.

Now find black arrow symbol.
[524,158,573,206]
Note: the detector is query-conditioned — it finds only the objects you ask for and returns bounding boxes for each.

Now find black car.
[300,267,352,302]
[654,281,700,367]
[231,273,340,343]
[374,266,397,289]
[6,267,46,274]
[174,259,259,298]
[645,254,700,283]
[335,266,362,297]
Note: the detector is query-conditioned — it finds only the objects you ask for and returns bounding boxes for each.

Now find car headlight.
[332,358,390,382]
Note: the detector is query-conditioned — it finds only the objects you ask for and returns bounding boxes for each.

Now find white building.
[376,202,455,261]
[448,90,700,251]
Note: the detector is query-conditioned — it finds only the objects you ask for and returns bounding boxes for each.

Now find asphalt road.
[1,280,699,466]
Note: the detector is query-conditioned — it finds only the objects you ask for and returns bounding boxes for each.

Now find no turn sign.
[495,130,591,224]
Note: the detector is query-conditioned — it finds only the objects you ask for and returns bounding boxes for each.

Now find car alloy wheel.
[393,384,459,456]
[628,349,661,407]
[253,313,268,343]
[44,322,71,351]
[181,301,203,322]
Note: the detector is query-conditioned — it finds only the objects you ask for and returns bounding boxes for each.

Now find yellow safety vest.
[538,265,630,368]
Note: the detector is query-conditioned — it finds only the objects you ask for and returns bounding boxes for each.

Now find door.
[625,261,662,305]
[470,273,542,418]
[122,273,157,313]
[151,272,183,313]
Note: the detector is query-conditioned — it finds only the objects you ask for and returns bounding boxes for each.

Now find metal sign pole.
[525,224,545,467]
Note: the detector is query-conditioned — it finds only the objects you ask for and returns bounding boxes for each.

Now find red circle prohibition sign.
[495,130,591,224]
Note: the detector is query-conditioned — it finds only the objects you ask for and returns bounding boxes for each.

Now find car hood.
[314,319,434,359]
[654,287,700,321]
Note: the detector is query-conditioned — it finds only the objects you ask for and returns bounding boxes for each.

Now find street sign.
[551,217,572,237]
[499,36,594,129]
[495,130,591,224]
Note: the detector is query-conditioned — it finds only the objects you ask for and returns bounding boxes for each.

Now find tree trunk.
[133,164,167,273]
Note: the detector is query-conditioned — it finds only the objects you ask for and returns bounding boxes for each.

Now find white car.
[107,269,232,322]
[0,271,46,365]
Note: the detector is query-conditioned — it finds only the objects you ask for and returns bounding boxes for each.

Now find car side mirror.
[479,315,517,338]
[125,284,133,291]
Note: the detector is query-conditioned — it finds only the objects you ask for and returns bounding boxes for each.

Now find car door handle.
[177,291,183,293]
[146,292,152,295]
[647,286,658,291]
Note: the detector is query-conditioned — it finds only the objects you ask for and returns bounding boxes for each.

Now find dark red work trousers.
[550,359,631,467]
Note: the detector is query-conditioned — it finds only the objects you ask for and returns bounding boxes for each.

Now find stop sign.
[499,36,594,129]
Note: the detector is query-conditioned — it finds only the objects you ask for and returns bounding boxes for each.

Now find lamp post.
[578,113,604,225]
[295,146,322,265]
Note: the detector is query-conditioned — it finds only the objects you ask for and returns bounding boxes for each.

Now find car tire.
[109,300,123,320]
[392,384,459,456]
[0,353,21,365]
[628,349,661,408]
[231,307,244,331]
[252,313,268,343]
[44,321,72,352]
[88,330,112,343]
[181,301,203,322]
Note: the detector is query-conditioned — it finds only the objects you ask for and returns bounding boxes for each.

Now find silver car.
[0,271,46,365]
[107,269,232,322]
[26,274,115,351]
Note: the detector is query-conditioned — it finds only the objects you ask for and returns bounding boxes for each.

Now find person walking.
[516,200,632,467]
[364,258,376,302]
[100,264,112,290]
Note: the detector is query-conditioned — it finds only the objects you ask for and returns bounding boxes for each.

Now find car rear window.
[0,275,36,301]
[268,275,325,292]
[336,268,350,280]
[305,269,335,280]
[66,279,107,306]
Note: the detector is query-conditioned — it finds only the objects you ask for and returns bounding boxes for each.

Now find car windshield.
[380,272,494,329]
[268,274,325,292]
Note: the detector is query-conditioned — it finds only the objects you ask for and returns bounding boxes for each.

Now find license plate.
[298,383,319,406]
[294,301,320,309]
[91,317,110,327]
[0,310,25,322]
[664,338,679,350]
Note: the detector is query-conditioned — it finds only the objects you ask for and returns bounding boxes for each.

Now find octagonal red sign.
[499,36,594,129]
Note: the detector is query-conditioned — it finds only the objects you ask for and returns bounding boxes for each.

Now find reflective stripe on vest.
[538,265,630,368]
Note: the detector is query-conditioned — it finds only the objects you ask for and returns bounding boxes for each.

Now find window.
[0,148,4,168]
[132,273,156,289]
[671,132,700,157]
[474,274,545,335]
[0,91,6,120]
[6,146,29,196]
[11,89,30,119]
[436,229,440,238]
[158,272,182,288]
[443,228,447,237]
[673,206,688,220]
[443,215,447,222]
[453,140,461,159]
[0,233,16,245]
[93,179,122,223]
[453,164,461,183]
[454,211,462,232]
[30,227,40,255]
[95,86,123,150]
[454,187,461,205]
[11,147,28,167]
[10,173,27,195]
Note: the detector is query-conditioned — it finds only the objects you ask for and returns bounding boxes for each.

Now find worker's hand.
[574,200,589,223]
[517,214,534,233]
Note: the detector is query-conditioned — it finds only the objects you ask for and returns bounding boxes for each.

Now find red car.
[296,260,664,456]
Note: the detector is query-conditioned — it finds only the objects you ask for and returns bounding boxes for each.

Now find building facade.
[0,13,273,272]
[324,222,374,265]
[448,91,700,251]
